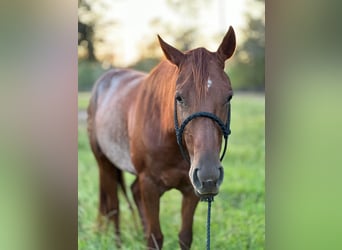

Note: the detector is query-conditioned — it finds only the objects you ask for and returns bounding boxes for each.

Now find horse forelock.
[179,48,215,103]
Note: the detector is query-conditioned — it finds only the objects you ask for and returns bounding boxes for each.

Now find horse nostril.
[193,168,202,189]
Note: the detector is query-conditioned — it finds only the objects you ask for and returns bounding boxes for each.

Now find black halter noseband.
[174,100,231,163]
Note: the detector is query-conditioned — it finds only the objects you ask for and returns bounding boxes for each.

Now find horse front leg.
[178,189,200,250]
[139,172,164,249]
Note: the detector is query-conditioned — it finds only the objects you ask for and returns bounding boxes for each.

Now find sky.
[83,0,263,66]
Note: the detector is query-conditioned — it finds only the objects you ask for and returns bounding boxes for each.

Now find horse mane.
[139,60,178,135]
[139,48,213,137]
[180,47,211,103]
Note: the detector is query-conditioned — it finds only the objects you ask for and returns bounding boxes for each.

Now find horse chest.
[159,168,189,189]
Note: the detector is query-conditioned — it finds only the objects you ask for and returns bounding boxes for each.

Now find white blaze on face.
[207,77,213,89]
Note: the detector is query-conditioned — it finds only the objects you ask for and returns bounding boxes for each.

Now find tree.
[131,0,211,72]
[78,0,118,63]
[78,0,96,61]
[232,0,265,90]
[165,0,211,51]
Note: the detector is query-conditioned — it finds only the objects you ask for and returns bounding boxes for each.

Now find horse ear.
[217,26,236,63]
[158,35,185,67]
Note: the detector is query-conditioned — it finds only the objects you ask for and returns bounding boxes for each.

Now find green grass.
[78,92,91,110]
[78,93,265,249]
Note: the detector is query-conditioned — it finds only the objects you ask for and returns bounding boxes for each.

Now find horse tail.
[117,170,139,229]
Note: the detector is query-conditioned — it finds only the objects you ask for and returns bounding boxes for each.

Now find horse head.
[158,27,236,198]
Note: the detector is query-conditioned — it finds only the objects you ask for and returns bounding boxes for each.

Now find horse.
[87,26,236,249]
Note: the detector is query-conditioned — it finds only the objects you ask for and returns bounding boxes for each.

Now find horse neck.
[140,61,178,137]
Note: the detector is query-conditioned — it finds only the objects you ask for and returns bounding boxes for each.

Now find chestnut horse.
[87,26,236,249]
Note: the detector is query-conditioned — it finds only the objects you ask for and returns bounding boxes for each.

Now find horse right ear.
[158,35,185,67]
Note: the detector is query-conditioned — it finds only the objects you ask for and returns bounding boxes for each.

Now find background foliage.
[78,0,264,92]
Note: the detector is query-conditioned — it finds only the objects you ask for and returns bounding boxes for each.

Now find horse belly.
[95,70,143,175]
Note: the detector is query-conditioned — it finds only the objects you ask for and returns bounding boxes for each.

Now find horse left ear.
[217,26,236,63]
[158,35,185,67]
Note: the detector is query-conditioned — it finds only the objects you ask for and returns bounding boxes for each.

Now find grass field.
[78,92,91,110]
[78,93,265,249]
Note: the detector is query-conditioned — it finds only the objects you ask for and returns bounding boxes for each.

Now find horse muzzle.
[191,166,224,198]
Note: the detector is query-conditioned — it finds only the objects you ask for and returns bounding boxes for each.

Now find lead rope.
[174,100,231,249]
[203,196,213,250]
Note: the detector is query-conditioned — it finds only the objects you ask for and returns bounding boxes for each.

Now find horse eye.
[226,95,233,104]
[175,94,184,104]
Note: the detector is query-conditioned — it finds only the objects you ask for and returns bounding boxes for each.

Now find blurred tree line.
[78,0,264,92]
[231,0,264,91]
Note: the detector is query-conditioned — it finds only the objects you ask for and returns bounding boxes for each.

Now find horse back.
[88,69,146,174]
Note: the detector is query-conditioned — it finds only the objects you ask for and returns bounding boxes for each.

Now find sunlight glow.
[84,0,263,66]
